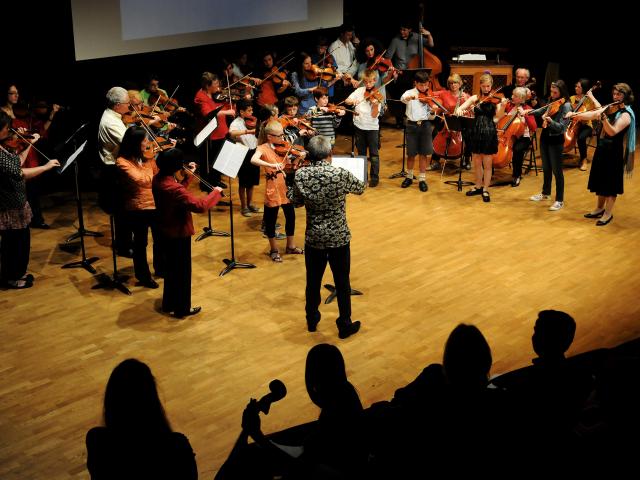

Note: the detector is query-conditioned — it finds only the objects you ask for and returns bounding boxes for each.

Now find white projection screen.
[71,0,343,61]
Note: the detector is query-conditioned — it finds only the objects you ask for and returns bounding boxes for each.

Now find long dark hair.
[551,79,570,101]
[118,126,148,160]
[103,359,172,434]
[305,343,348,408]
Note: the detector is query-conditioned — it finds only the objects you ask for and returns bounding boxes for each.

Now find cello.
[563,81,600,152]
[406,3,443,90]
[493,103,526,168]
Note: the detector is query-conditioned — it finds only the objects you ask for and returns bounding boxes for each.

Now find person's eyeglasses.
[7,91,18,95]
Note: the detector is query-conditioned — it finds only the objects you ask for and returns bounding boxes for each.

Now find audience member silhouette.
[367,324,516,477]
[219,343,365,479]
[86,358,197,479]
[492,311,594,446]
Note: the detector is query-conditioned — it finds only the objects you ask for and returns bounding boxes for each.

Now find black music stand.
[213,141,255,277]
[91,214,131,295]
[441,115,474,192]
[62,123,103,243]
[193,112,230,241]
[389,120,416,180]
[60,139,100,274]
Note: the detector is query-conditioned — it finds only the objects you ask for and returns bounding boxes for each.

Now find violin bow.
[161,85,180,111]
[262,57,294,82]
[129,103,164,150]
[225,71,233,111]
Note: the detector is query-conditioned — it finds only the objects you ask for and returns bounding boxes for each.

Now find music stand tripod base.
[62,256,99,274]
[66,229,103,243]
[219,258,256,277]
[323,284,363,304]
[91,272,132,295]
[196,226,230,241]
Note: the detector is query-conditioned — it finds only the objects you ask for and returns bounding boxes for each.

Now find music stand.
[61,122,103,242]
[322,155,365,303]
[193,111,230,241]
[441,115,474,192]
[91,214,131,295]
[212,140,256,276]
[60,139,100,274]
[389,120,415,180]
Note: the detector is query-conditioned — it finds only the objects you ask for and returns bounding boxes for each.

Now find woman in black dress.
[566,83,635,226]
[457,74,506,203]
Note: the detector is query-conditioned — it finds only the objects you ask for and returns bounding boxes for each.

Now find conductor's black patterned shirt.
[289,160,365,249]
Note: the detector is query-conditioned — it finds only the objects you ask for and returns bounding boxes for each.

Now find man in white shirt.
[97,86,132,256]
[98,87,129,165]
[329,24,359,127]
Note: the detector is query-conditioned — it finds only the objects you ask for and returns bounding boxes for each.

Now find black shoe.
[466,187,483,196]
[482,190,491,203]
[337,320,361,339]
[401,178,413,188]
[584,210,605,219]
[137,279,159,289]
[30,222,50,229]
[369,178,379,188]
[596,215,613,226]
[429,162,441,171]
[464,160,472,170]
[174,306,202,318]
[307,312,321,332]
[511,177,521,187]
[217,200,230,207]
[3,279,33,289]
[117,248,134,258]
[419,180,428,192]
[21,274,34,282]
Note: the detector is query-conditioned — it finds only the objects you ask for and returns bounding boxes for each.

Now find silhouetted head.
[532,310,576,360]
[443,324,492,390]
[156,148,184,175]
[305,343,348,408]
[103,359,171,434]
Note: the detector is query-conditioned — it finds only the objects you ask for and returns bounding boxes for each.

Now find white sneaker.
[549,201,564,211]
[530,193,550,202]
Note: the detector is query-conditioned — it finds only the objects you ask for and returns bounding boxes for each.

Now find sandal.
[269,250,283,262]
[285,246,304,254]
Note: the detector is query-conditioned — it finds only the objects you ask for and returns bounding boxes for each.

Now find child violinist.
[229,100,261,217]
[345,69,383,187]
[456,73,506,203]
[250,121,304,262]
[280,96,314,147]
[307,87,345,144]
[399,70,435,192]
[529,80,571,212]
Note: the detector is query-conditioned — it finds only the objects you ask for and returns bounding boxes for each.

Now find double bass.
[406,3,443,90]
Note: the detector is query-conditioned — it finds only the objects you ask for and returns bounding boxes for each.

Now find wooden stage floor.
[2,127,639,478]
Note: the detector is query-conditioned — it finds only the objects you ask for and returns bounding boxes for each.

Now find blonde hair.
[363,69,378,82]
[258,120,284,145]
[479,73,493,86]
[447,73,462,86]
[127,90,142,102]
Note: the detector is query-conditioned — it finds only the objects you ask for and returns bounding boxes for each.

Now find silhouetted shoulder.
[86,427,197,480]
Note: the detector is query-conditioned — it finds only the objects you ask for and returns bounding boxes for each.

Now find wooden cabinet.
[448,62,512,95]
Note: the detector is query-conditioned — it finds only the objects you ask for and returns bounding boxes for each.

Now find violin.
[477,87,505,106]
[364,87,384,103]
[525,97,566,117]
[304,65,337,82]
[602,101,626,116]
[266,66,288,85]
[1,130,36,153]
[245,115,257,129]
[279,115,316,133]
[366,54,394,74]
[272,140,308,172]
[214,91,242,103]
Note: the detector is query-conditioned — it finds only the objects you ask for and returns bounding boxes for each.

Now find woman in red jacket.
[152,149,223,318]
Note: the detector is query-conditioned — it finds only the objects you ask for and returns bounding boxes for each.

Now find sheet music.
[213,140,248,179]
[193,116,218,147]
[331,155,367,183]
[60,140,87,173]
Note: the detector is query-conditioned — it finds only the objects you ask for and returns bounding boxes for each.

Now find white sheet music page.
[331,155,366,183]
[213,140,248,179]
[61,140,88,173]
